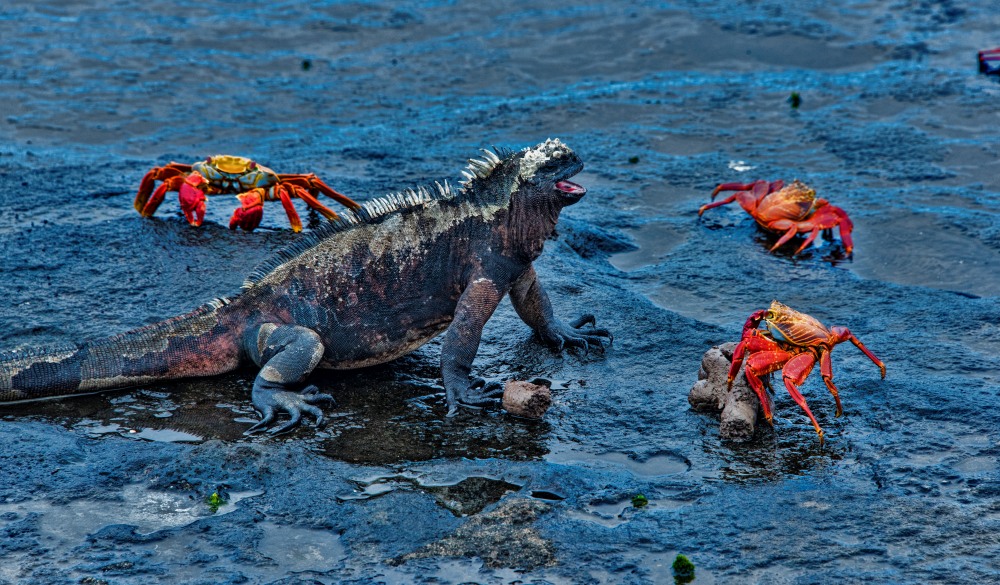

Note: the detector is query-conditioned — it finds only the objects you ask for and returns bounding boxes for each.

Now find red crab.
[134,155,361,232]
[728,300,886,444]
[698,179,854,255]
[979,47,1000,74]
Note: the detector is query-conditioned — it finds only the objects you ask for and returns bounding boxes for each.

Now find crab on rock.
[728,300,885,444]
[698,179,854,255]
[134,155,362,232]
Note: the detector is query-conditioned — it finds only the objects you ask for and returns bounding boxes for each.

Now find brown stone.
[689,342,760,441]
[502,380,552,419]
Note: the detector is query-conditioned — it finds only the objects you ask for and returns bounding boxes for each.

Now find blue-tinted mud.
[1,1,999,583]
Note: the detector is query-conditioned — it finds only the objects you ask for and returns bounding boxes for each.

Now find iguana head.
[515,138,586,206]
[459,138,585,210]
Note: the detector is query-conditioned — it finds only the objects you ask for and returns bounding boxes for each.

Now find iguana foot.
[539,314,613,353]
[245,385,335,435]
[446,377,504,417]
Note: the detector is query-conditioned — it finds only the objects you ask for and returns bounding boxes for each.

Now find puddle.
[338,474,521,516]
[336,481,397,501]
[645,282,747,327]
[610,221,689,271]
[566,507,629,528]
[569,495,690,528]
[0,485,262,544]
[546,448,690,477]
[951,456,997,474]
[256,522,347,571]
[78,421,204,443]
[530,490,566,501]
[372,558,537,585]
[850,211,1000,298]
[132,428,203,442]
[423,476,522,516]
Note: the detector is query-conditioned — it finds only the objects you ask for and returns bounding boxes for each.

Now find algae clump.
[673,553,695,583]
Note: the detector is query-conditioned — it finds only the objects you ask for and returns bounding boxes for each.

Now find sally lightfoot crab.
[728,300,885,444]
[698,179,854,255]
[134,155,362,232]
[979,47,1000,75]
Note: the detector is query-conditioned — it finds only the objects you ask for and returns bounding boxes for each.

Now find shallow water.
[1,0,1000,583]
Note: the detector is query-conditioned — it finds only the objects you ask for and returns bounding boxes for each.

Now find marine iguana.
[0,139,610,433]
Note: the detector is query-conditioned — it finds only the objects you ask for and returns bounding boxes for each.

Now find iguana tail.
[0,299,243,402]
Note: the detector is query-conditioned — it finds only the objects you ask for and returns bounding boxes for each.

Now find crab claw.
[178,173,207,226]
[230,188,265,232]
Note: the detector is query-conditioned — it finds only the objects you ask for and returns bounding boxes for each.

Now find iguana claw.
[446,377,504,417]
[245,384,335,435]
[541,313,613,353]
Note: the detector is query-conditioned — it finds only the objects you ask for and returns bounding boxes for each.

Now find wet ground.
[1,1,1000,583]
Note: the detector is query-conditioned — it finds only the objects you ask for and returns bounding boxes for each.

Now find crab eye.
[765,311,775,320]
[205,156,212,163]
[248,161,256,169]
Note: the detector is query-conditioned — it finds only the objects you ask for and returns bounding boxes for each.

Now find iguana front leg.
[509,265,612,351]
[442,277,506,416]
[243,323,334,434]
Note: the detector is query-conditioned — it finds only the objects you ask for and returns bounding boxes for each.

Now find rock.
[502,380,552,419]
[392,498,555,569]
[689,342,760,441]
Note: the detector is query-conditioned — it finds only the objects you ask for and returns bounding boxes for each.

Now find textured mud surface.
[2,1,1000,584]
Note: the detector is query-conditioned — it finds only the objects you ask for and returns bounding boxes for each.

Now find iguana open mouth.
[555,180,586,196]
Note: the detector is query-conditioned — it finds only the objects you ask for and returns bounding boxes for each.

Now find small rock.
[503,380,552,419]
[689,342,760,441]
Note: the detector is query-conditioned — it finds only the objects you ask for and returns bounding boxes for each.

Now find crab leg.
[710,180,782,200]
[276,185,304,233]
[768,220,801,251]
[178,173,207,226]
[278,174,361,210]
[794,227,822,255]
[134,164,192,214]
[698,192,743,216]
[710,182,754,200]
[781,352,825,444]
[230,188,266,232]
[740,310,768,338]
[830,326,886,378]
[819,350,843,417]
[288,185,343,221]
[744,349,792,425]
[139,175,186,218]
[833,207,854,255]
[728,326,775,386]
[808,202,855,255]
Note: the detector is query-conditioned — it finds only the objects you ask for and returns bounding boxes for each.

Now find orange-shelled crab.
[133,155,361,232]
[698,179,854,256]
[728,300,885,444]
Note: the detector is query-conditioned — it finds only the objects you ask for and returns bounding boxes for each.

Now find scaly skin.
[727,300,885,444]
[2,139,610,433]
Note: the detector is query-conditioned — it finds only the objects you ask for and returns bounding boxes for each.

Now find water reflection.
[0,358,552,465]
[704,428,848,484]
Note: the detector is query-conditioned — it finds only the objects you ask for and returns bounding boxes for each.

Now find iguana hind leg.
[243,323,334,435]
[441,278,506,416]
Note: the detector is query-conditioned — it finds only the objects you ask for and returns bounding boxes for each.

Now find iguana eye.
[765,311,776,320]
